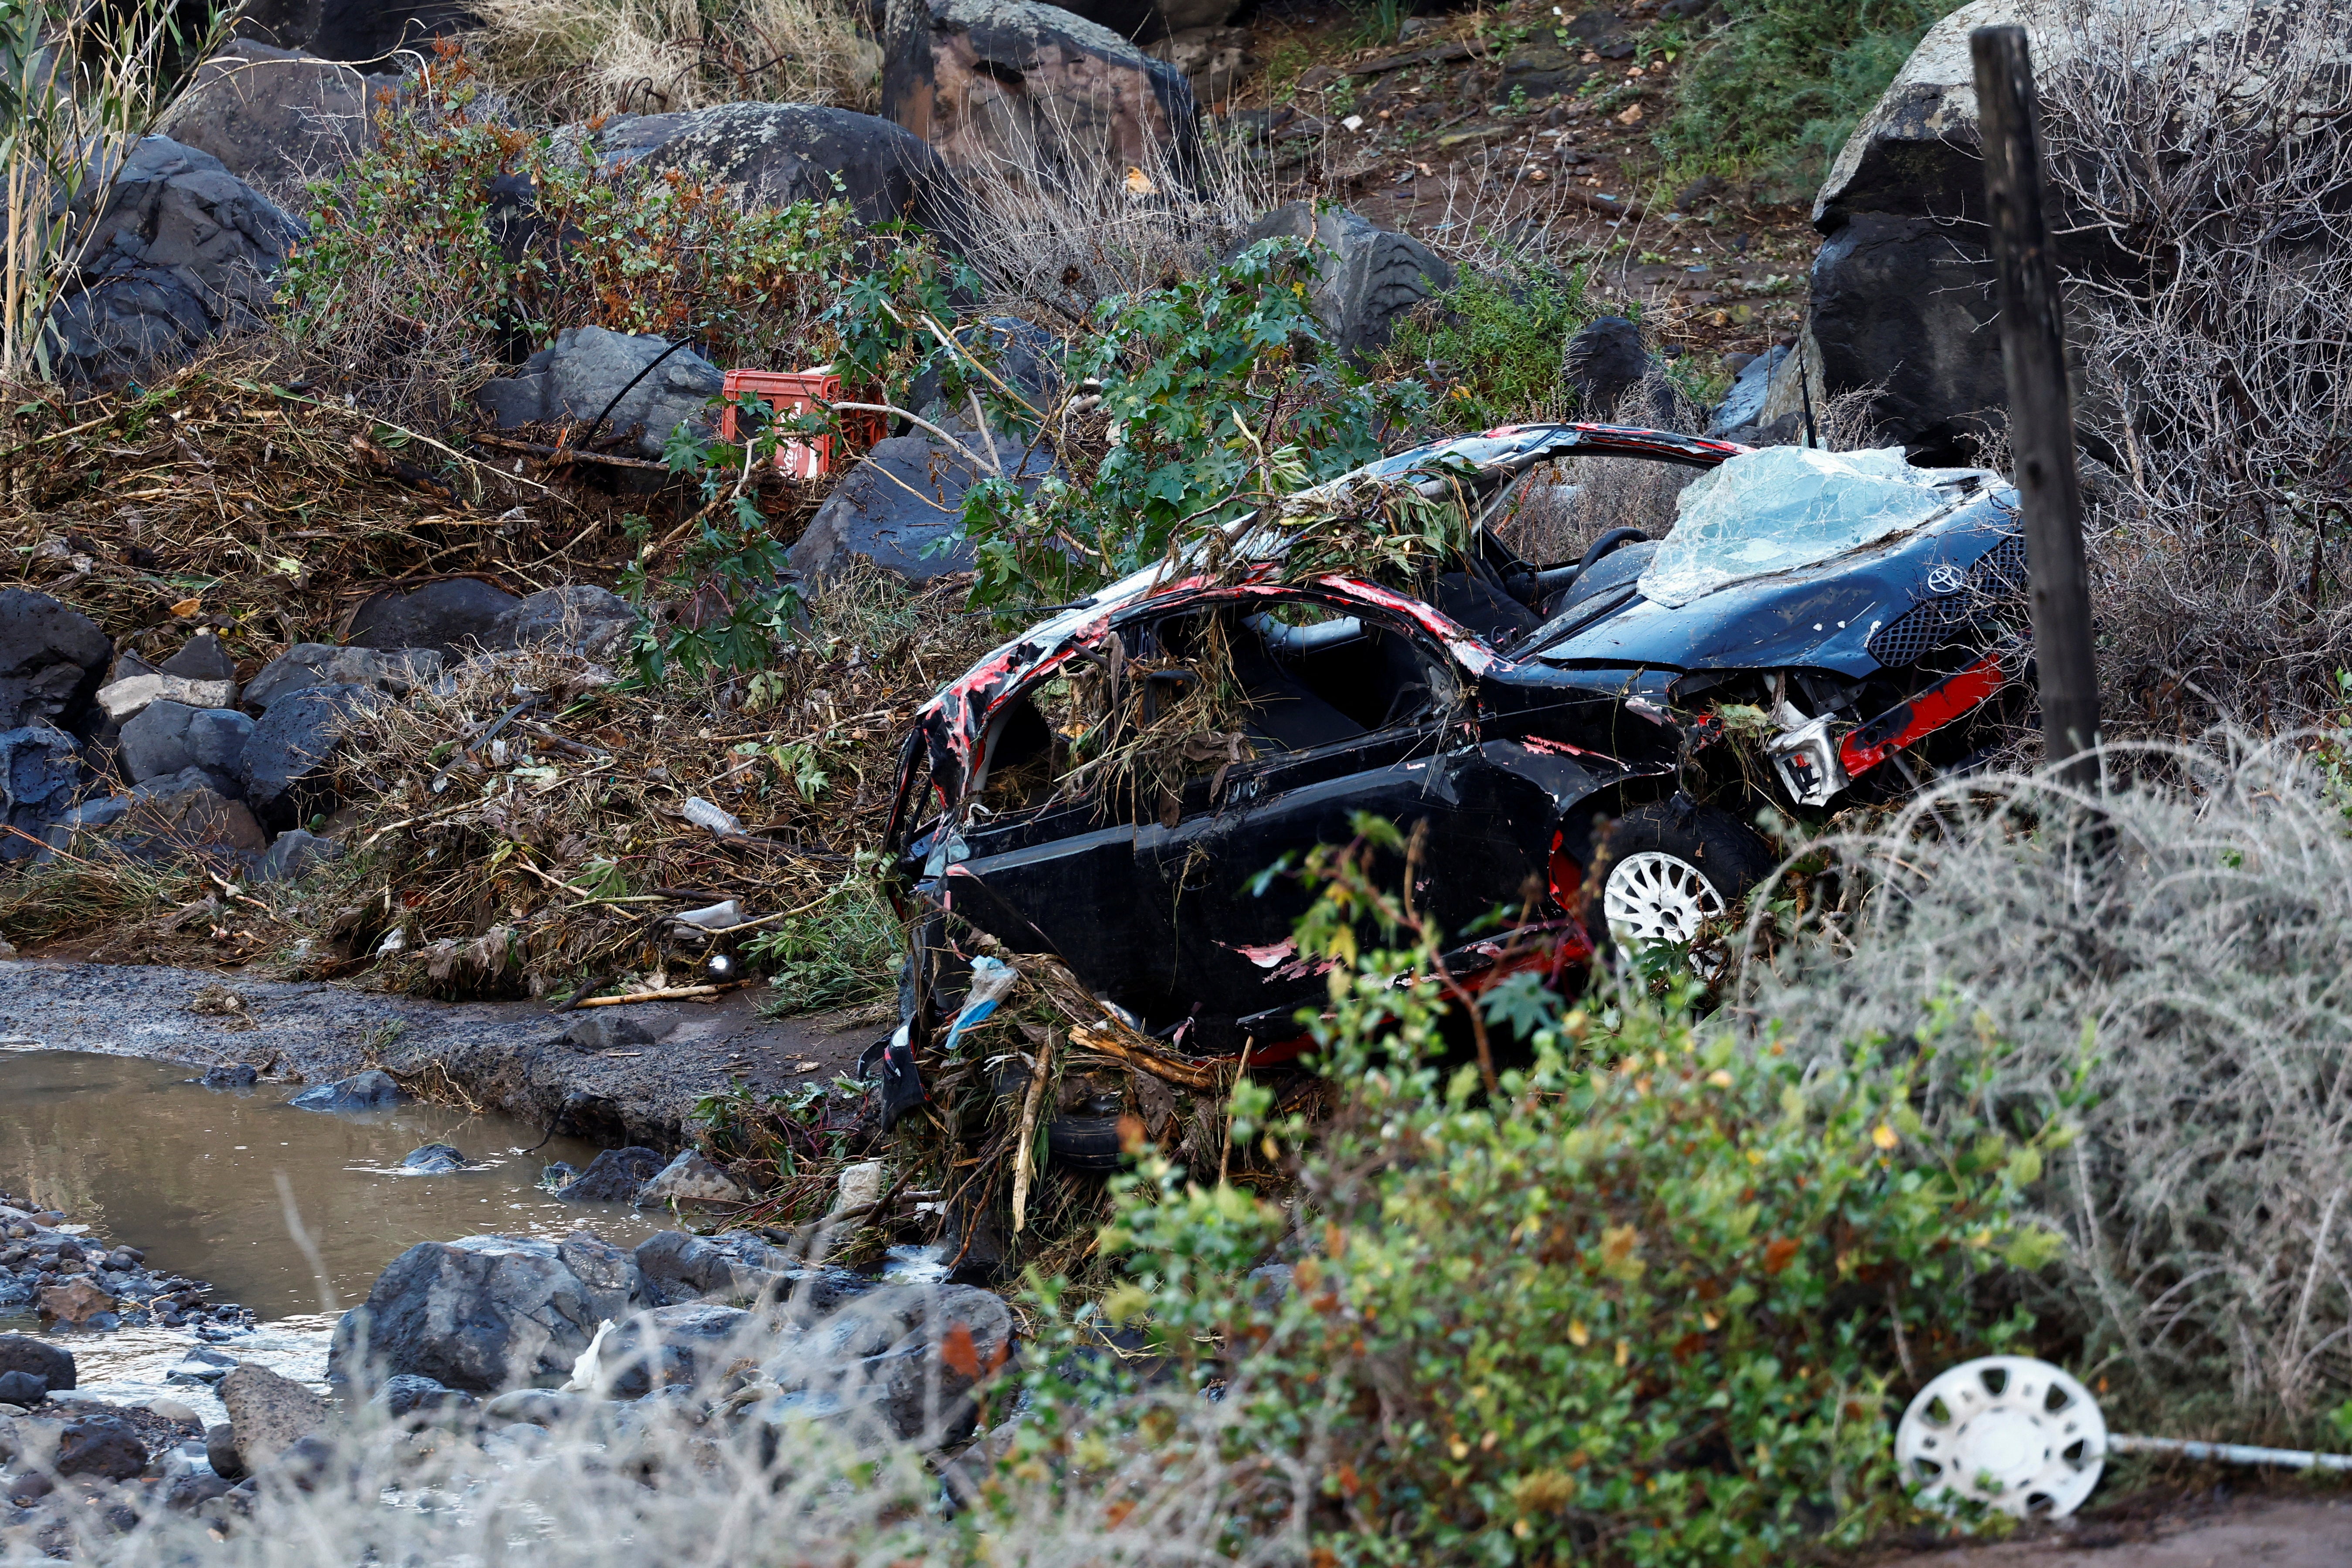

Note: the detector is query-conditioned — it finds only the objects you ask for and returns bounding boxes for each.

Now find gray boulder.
[346,578,521,655]
[1563,315,1658,421]
[255,826,340,882]
[238,681,383,824]
[596,1303,751,1397]
[204,1421,245,1480]
[241,643,441,710]
[119,768,268,855]
[51,1412,146,1480]
[636,1150,749,1210]
[370,1372,473,1418]
[789,428,1056,584]
[556,1146,667,1203]
[185,706,255,773]
[288,1068,403,1113]
[154,41,392,187]
[0,1369,45,1406]
[119,698,204,781]
[217,1363,326,1469]
[0,589,110,728]
[1801,0,2298,457]
[329,1232,638,1393]
[200,1063,259,1088]
[1710,342,1788,438]
[494,585,639,657]
[1225,203,1453,360]
[757,1281,1014,1443]
[0,726,82,862]
[633,1229,799,1307]
[475,328,723,459]
[309,0,481,75]
[42,136,306,383]
[883,0,1197,190]
[591,102,963,235]
[0,1335,75,1392]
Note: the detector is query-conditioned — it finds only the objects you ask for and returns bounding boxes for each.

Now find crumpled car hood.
[1529,488,2022,677]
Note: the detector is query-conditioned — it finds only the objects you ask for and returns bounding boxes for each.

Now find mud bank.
[0,961,876,1148]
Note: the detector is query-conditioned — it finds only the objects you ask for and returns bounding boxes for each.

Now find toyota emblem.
[1926,563,1965,594]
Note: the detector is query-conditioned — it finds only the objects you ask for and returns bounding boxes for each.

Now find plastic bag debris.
[681,797,745,836]
[943,955,1020,1055]
[671,899,744,935]
[1640,446,1990,608]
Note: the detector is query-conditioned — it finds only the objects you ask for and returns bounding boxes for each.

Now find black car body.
[882,422,2029,1061]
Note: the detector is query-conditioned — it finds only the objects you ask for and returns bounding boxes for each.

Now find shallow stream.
[0,1048,665,1328]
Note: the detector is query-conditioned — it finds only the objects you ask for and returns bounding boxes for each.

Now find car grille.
[1864,532,2030,669]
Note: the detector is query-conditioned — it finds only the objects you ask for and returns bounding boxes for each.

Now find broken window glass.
[1638,446,1992,608]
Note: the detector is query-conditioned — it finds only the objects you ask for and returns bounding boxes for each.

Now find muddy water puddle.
[0,1049,664,1324]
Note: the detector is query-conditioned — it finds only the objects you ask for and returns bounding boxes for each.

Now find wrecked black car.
[882,422,2029,1063]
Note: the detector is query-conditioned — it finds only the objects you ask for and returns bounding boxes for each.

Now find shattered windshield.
[1638,446,1991,608]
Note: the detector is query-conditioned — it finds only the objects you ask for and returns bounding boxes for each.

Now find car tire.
[1579,800,1776,961]
[1045,1115,1128,1172]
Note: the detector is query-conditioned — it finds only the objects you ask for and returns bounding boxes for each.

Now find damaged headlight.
[1765,703,1850,808]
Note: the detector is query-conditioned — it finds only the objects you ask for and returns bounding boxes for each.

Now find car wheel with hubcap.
[1579,801,1776,969]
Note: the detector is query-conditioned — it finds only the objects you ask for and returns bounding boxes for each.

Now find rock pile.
[0,1190,251,1334]
[3,579,640,877]
[330,1225,1016,1446]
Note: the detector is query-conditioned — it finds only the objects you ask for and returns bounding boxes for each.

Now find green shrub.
[279,41,876,402]
[950,240,1428,612]
[1380,269,1592,432]
[1012,818,2064,1565]
[1662,0,1964,189]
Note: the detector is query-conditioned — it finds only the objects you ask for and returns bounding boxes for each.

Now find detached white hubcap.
[1602,850,1724,945]
[1895,1356,2107,1519]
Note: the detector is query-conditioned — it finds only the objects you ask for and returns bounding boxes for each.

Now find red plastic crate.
[718,368,883,480]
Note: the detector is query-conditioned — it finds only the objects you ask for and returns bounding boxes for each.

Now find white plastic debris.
[670,899,744,934]
[830,1159,888,1217]
[942,955,1020,1053]
[560,1320,614,1393]
[1640,446,1992,608]
[681,797,744,836]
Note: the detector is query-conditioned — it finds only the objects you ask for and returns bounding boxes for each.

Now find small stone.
[37,1276,114,1326]
[201,1063,258,1089]
[53,1412,145,1480]
[145,1396,200,1425]
[370,1373,472,1419]
[205,1421,245,1481]
[398,1144,467,1174]
[0,1371,44,1407]
[183,706,255,772]
[95,672,237,723]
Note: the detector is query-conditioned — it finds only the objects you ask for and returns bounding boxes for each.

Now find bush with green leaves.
[277,42,879,412]
[1662,0,1965,188]
[1380,268,1592,432]
[1007,817,2064,1565]
[949,240,1428,612]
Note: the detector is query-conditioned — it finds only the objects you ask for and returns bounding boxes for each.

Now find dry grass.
[2038,0,2352,734]
[466,0,881,122]
[1737,735,2352,1434]
[315,564,996,1001]
[954,113,1284,331]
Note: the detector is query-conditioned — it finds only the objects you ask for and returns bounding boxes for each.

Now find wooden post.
[1972,24,2101,789]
